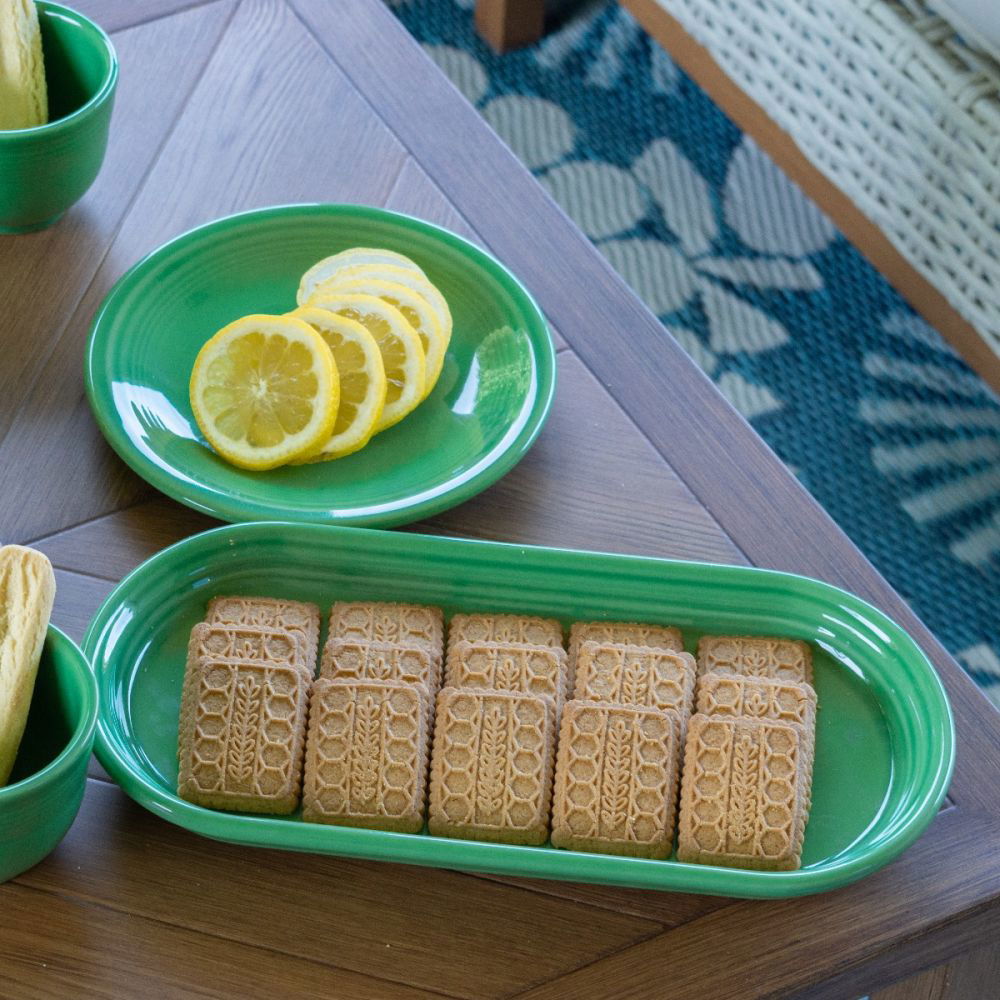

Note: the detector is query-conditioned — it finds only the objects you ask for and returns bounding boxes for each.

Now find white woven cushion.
[932,1,1000,63]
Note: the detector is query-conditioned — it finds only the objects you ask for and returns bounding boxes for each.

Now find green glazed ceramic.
[84,522,955,898]
[85,204,557,527]
[0,3,118,233]
[0,626,98,882]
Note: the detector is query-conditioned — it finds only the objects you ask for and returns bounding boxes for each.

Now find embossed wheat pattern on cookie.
[321,638,440,698]
[188,623,305,673]
[226,674,263,788]
[678,715,807,869]
[429,689,554,843]
[207,597,320,665]
[568,621,683,670]
[445,642,568,706]
[448,613,563,651]
[179,660,307,813]
[697,636,812,685]
[330,601,443,653]
[303,680,427,831]
[575,643,695,719]
[552,703,678,858]
[697,672,816,730]
[349,694,385,808]
[598,715,638,841]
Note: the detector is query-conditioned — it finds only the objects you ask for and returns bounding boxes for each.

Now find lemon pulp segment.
[189,314,339,470]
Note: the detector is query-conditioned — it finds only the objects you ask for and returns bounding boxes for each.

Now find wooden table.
[1,1,997,996]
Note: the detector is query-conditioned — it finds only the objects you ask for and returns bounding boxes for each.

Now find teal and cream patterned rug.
[388,0,1000,706]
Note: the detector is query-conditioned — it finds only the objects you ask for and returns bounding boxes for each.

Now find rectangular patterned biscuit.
[428,688,556,845]
[676,713,813,871]
[696,672,817,731]
[444,641,569,709]
[320,637,441,696]
[568,621,683,676]
[177,658,309,814]
[329,601,443,656]
[574,642,696,719]
[302,679,429,833]
[178,623,307,758]
[551,701,681,859]
[206,596,320,671]
[187,622,307,672]
[696,635,813,686]
[447,613,563,653]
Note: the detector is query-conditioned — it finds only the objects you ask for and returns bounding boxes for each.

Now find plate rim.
[82,521,956,898]
[83,202,558,527]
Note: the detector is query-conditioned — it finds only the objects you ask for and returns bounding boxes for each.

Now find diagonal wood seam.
[286,0,996,812]
[21,774,666,997]
[1,875,458,1000]
[496,924,668,1000]
[0,3,239,460]
[503,804,1000,999]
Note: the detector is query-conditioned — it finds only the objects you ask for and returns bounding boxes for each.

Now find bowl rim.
[0,625,98,802]
[0,1,119,140]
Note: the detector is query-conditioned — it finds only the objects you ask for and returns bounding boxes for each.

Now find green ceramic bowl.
[0,2,118,233]
[0,626,98,882]
[85,204,557,527]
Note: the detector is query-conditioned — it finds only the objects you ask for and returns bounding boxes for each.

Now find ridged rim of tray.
[83,522,955,898]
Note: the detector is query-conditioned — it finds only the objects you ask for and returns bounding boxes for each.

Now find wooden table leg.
[475,0,545,51]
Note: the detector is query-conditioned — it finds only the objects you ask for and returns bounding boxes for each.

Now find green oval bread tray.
[82,522,954,898]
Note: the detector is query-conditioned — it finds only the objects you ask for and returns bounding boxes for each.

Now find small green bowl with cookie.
[0,1,118,233]
[0,543,98,883]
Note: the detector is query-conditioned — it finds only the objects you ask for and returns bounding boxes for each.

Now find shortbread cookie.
[551,701,681,859]
[302,679,429,833]
[696,672,816,731]
[187,623,307,673]
[207,596,320,670]
[444,641,569,708]
[447,613,563,653]
[320,637,440,696]
[574,642,696,719]
[329,601,443,655]
[429,688,556,845]
[177,658,309,814]
[568,621,683,676]
[696,635,813,685]
[180,623,309,754]
[677,713,813,870]
[0,545,56,785]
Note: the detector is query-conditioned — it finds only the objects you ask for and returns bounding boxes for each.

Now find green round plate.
[85,204,557,526]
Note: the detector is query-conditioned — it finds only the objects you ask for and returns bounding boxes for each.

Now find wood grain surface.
[1,1,996,997]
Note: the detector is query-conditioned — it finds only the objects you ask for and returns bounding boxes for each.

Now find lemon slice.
[310,293,425,432]
[287,307,386,460]
[318,277,446,398]
[189,314,338,470]
[298,248,425,306]
[307,263,452,393]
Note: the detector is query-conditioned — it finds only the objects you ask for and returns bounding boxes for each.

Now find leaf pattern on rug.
[389,0,1000,705]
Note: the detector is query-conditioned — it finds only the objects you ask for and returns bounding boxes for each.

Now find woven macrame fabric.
[386,0,1000,707]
